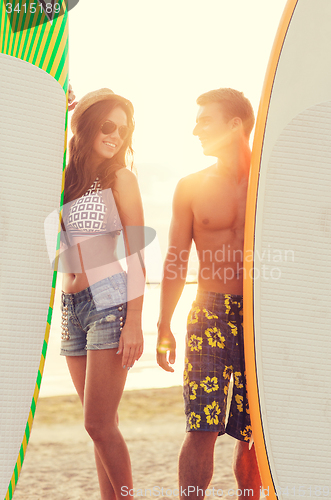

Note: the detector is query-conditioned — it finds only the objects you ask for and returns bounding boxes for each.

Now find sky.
[43,0,291,395]
[68,0,289,259]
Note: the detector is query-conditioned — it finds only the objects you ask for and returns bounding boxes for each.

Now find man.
[157,88,261,499]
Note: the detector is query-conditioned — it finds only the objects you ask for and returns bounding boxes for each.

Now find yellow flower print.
[228,321,238,336]
[203,308,218,320]
[204,401,221,426]
[223,365,233,380]
[200,376,219,393]
[185,357,192,372]
[224,381,230,396]
[235,394,243,412]
[189,412,201,430]
[187,306,201,325]
[205,327,225,349]
[188,335,203,352]
[234,371,243,389]
[224,296,241,334]
[189,381,198,400]
[224,295,231,315]
[240,425,252,442]
[184,358,193,385]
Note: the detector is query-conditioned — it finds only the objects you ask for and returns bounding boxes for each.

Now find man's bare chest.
[191,179,247,233]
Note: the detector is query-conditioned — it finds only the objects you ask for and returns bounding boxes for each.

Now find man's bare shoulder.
[177,164,216,191]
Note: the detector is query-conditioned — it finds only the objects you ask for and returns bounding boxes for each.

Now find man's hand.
[156,327,176,372]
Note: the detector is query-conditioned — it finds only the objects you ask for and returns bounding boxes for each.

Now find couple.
[60,85,261,499]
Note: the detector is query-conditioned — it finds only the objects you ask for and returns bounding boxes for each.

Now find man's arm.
[157,177,194,372]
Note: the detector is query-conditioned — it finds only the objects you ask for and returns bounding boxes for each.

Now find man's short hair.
[196,88,255,139]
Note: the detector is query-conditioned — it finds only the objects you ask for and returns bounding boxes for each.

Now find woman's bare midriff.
[62,272,91,294]
[60,234,124,294]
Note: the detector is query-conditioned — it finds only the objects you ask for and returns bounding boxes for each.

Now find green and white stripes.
[1,1,68,499]
[1,0,68,89]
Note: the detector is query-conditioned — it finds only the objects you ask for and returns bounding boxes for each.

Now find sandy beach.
[14,387,238,500]
[13,284,238,499]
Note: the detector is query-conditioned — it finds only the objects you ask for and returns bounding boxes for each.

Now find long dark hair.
[64,98,134,205]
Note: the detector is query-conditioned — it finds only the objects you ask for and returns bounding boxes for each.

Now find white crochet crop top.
[64,179,122,238]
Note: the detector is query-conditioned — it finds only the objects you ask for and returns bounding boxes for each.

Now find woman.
[60,87,144,499]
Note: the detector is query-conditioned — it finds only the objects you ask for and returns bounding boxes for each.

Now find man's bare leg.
[233,441,261,500]
[178,431,218,499]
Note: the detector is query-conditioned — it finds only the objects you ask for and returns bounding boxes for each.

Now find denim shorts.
[183,290,251,442]
[60,272,127,356]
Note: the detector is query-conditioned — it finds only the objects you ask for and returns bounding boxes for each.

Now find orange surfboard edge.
[243,0,299,496]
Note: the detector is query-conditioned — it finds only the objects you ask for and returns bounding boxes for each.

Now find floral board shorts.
[183,290,252,442]
[60,272,127,356]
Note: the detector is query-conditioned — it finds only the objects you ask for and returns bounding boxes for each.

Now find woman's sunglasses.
[100,120,130,140]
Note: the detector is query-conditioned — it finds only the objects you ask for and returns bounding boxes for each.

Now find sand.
[13,387,238,500]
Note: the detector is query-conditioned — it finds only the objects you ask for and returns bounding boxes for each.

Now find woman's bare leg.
[66,355,117,500]
[83,349,132,499]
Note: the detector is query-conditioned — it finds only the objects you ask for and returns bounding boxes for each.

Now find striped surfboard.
[0,1,68,498]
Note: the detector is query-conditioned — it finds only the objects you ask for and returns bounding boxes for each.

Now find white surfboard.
[244,0,331,498]
[0,3,68,498]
